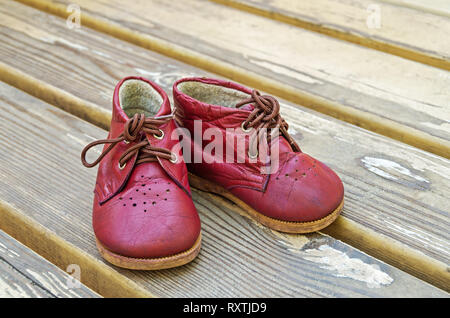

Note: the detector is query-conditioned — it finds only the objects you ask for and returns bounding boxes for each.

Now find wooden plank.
[209,0,450,70]
[13,0,450,159]
[0,230,100,297]
[0,82,446,297]
[1,200,151,298]
[382,0,450,17]
[0,1,449,291]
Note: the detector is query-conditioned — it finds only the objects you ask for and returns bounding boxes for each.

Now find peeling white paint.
[276,234,309,250]
[361,156,429,183]
[301,245,394,288]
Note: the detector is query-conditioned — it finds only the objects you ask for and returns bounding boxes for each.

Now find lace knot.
[123,113,145,142]
[236,90,300,156]
[81,113,175,169]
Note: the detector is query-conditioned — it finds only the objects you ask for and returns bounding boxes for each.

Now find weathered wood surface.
[210,0,450,70]
[0,1,449,290]
[0,230,100,297]
[0,82,447,297]
[14,0,450,159]
[382,0,450,17]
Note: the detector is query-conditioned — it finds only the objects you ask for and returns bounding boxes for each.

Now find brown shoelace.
[236,90,300,158]
[81,113,175,169]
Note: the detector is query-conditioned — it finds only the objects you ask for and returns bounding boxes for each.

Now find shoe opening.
[119,79,163,117]
[177,81,248,108]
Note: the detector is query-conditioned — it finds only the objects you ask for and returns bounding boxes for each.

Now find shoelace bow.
[81,113,175,169]
[236,90,300,157]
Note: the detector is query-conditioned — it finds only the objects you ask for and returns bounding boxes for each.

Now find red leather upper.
[91,77,200,259]
[173,77,344,222]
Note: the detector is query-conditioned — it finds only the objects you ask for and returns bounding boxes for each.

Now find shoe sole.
[189,173,343,233]
[96,232,202,270]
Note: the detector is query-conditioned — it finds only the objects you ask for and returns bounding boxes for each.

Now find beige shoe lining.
[178,81,248,108]
[119,79,163,117]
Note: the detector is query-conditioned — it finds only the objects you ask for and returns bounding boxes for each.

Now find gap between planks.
[208,0,450,72]
[1,62,448,292]
[0,200,153,298]
[13,0,450,160]
[0,229,100,297]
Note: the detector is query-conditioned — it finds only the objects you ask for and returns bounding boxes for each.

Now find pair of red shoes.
[81,76,344,270]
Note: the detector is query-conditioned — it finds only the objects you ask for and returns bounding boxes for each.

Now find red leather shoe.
[81,76,201,270]
[173,77,344,233]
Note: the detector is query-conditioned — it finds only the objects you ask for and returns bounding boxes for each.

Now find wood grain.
[209,0,450,70]
[382,0,450,17]
[13,0,450,158]
[0,230,99,297]
[0,82,446,297]
[0,1,449,291]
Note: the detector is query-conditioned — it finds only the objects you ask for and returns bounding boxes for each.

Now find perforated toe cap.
[231,153,344,222]
[93,177,201,259]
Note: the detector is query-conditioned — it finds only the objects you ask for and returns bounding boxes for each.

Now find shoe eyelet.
[153,129,164,140]
[241,122,252,133]
[248,150,258,159]
[118,162,126,170]
[169,153,178,164]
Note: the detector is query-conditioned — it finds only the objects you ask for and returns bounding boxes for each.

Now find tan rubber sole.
[189,173,343,233]
[96,233,202,270]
